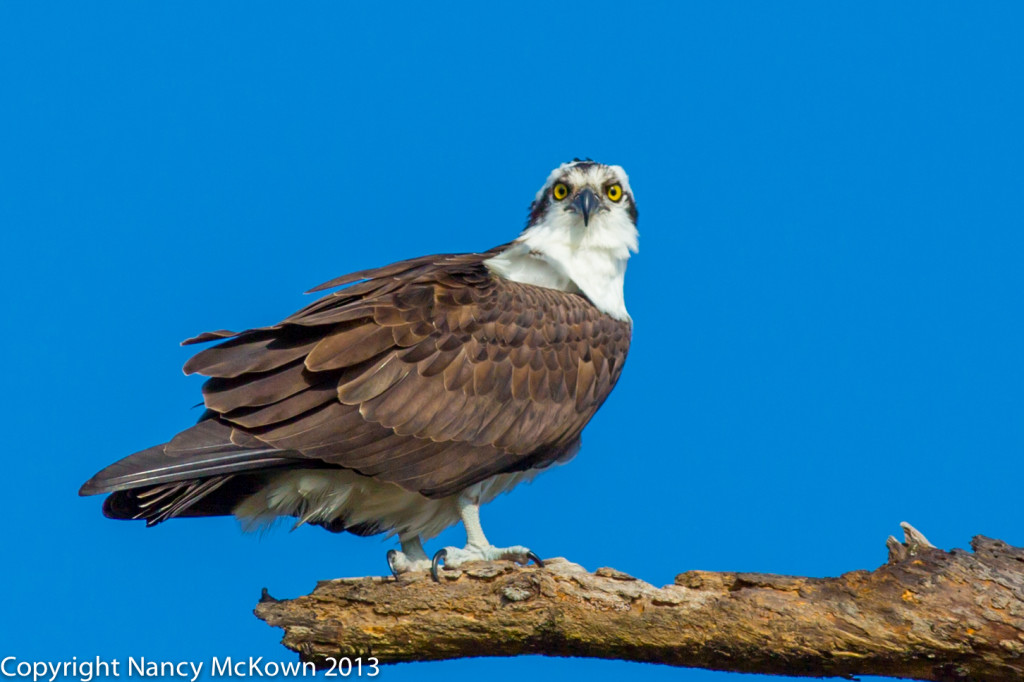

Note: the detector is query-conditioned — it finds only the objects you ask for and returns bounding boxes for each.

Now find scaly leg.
[430,494,543,581]
[385,534,431,577]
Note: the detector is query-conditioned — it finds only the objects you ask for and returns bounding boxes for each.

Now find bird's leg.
[430,494,543,581]
[385,534,432,576]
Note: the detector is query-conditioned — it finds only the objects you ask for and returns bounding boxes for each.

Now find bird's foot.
[386,549,433,577]
[430,544,543,581]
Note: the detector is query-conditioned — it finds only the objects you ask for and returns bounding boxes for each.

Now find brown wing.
[181,250,632,498]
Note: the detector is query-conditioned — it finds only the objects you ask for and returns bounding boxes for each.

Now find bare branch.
[255,525,1024,681]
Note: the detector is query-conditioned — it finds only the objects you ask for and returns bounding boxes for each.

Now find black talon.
[386,549,400,579]
[430,548,448,582]
[526,551,544,568]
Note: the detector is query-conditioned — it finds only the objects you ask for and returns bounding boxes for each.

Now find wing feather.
[306,322,395,371]
[202,359,312,412]
[419,390,471,441]
[442,350,474,391]
[337,355,410,404]
[114,248,632,500]
[385,377,451,437]
[223,382,338,428]
[183,331,319,378]
[359,371,431,427]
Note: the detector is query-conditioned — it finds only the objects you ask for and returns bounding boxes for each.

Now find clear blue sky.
[2,3,1022,681]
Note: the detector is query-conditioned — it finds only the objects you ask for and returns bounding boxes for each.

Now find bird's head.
[521,160,639,259]
[488,159,638,320]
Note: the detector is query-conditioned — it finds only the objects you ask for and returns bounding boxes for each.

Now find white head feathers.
[485,160,639,321]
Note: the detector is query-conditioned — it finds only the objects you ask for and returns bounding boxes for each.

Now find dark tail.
[81,419,305,526]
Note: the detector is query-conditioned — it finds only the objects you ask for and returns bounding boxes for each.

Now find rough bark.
[255,524,1024,681]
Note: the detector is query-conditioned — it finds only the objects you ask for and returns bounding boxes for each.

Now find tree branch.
[255,524,1024,681]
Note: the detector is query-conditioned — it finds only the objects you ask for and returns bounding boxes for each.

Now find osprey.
[80,160,639,578]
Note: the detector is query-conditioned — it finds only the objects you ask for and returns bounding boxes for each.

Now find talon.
[430,548,448,582]
[526,551,544,568]
[386,549,400,579]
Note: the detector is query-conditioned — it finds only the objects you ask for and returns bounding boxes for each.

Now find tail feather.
[79,419,299,496]
[103,475,269,526]
[83,418,349,529]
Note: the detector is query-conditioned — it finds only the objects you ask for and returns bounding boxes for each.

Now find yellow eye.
[606,184,623,202]
[552,182,569,201]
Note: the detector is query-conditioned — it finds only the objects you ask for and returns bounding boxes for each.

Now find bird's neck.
[484,213,637,321]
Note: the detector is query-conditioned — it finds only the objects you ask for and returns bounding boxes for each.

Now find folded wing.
[83,249,632,505]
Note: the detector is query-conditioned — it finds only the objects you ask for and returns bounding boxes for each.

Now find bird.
[79,159,639,578]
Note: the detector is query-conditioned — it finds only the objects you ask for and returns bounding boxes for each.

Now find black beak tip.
[572,188,600,227]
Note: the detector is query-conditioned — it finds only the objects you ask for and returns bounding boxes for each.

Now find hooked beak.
[571,187,600,226]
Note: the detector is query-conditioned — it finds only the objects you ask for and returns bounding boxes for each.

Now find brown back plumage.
[83,248,632,515]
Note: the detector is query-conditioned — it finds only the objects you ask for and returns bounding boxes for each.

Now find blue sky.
[2,3,1022,681]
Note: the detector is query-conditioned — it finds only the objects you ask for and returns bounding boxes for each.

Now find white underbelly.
[232,467,542,540]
